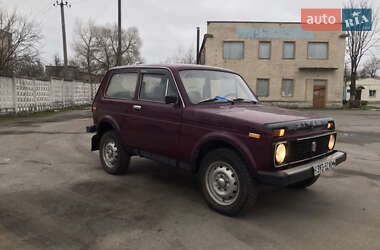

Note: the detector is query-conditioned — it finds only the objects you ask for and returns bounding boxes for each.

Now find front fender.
[191,131,258,176]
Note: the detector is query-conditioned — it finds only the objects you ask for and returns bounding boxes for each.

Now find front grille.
[286,134,332,163]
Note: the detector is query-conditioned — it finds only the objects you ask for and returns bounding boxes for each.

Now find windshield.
[179,70,259,104]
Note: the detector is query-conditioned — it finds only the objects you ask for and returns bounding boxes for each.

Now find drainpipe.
[198,33,214,65]
[196,27,200,64]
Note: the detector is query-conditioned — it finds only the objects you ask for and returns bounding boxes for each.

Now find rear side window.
[105,72,138,99]
[139,74,177,103]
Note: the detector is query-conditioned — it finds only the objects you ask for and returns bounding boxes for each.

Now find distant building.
[45,65,103,83]
[200,21,347,108]
[346,78,380,104]
[0,29,12,76]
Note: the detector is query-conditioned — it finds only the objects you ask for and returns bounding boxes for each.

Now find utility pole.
[54,0,71,79]
[117,0,122,66]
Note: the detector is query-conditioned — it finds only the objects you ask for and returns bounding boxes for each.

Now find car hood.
[184,104,321,133]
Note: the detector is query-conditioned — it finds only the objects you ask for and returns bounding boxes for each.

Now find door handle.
[133,105,142,111]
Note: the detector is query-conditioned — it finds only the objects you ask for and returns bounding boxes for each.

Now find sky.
[0,0,369,65]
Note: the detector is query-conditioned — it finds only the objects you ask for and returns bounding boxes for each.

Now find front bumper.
[257,150,346,186]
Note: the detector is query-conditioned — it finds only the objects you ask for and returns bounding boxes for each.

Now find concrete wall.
[0,76,99,114]
[204,22,346,108]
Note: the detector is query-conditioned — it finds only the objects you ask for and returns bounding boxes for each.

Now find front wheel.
[99,130,130,175]
[199,148,258,216]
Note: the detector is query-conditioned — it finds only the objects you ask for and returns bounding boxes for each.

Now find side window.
[139,74,177,103]
[105,72,138,99]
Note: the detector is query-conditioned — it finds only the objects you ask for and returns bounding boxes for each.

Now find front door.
[128,68,182,158]
[313,80,326,108]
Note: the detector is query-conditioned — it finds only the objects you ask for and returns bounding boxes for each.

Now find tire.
[99,130,130,175]
[288,175,319,189]
[199,148,258,216]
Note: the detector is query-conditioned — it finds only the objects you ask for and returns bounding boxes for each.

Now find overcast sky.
[0,0,365,64]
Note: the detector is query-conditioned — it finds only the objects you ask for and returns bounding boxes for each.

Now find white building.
[346,78,380,104]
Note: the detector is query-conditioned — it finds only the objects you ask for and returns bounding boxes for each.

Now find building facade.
[346,78,380,105]
[201,21,346,108]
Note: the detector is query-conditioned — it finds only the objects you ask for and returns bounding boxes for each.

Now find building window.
[259,41,271,59]
[369,90,376,97]
[308,42,328,59]
[257,79,269,97]
[283,42,295,59]
[105,72,138,99]
[282,79,293,97]
[223,42,243,59]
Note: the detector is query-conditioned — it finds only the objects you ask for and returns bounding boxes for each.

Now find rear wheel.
[199,148,258,216]
[99,130,130,175]
[288,175,319,189]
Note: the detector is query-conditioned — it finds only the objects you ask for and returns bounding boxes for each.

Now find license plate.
[313,159,336,176]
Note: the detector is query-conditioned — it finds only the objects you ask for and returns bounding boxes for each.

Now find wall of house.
[346,78,380,104]
[204,22,346,108]
[0,76,99,113]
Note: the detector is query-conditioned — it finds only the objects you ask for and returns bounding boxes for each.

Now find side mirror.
[165,95,178,105]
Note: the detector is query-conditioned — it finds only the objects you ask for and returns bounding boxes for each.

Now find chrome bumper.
[257,150,347,186]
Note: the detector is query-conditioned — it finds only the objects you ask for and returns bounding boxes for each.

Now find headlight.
[275,143,286,164]
[328,135,336,150]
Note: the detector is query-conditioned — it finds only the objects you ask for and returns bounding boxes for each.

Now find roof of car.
[110,64,234,73]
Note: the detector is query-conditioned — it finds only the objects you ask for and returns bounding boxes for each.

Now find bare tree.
[360,54,380,78]
[93,24,143,73]
[164,46,195,64]
[345,0,379,104]
[73,20,98,99]
[0,8,42,76]
[13,55,45,78]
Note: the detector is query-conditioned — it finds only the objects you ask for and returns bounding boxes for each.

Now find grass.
[342,103,380,110]
[0,105,91,123]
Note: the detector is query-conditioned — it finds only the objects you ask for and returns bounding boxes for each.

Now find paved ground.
[0,109,379,250]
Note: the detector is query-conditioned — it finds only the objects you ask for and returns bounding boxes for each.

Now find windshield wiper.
[198,96,233,104]
[232,98,258,104]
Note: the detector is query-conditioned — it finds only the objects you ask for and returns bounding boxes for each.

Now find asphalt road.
[0,109,379,250]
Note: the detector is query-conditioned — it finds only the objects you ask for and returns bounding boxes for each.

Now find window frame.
[104,70,139,100]
[258,41,271,60]
[223,41,244,60]
[138,70,178,104]
[369,89,376,97]
[283,41,295,60]
[281,78,294,97]
[256,78,270,97]
[307,42,329,60]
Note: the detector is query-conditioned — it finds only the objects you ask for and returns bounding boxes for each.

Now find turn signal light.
[273,129,285,137]
[92,106,97,111]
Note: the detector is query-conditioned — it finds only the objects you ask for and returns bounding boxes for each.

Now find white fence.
[0,76,99,114]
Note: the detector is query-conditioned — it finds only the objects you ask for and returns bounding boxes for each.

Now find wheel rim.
[102,139,118,169]
[205,161,240,206]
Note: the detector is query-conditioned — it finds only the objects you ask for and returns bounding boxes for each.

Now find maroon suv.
[87,64,346,215]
